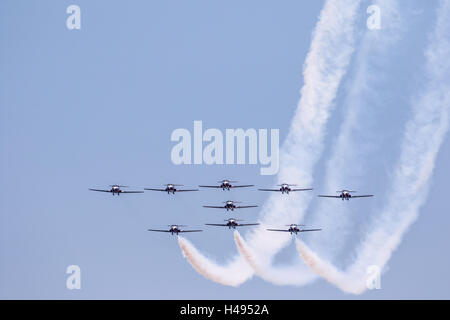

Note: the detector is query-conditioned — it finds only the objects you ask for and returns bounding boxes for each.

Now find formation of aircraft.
[318,189,374,201]
[199,180,254,191]
[258,183,313,194]
[144,184,199,194]
[205,218,259,229]
[203,200,258,211]
[89,185,144,196]
[267,224,322,235]
[90,180,374,237]
[148,225,203,235]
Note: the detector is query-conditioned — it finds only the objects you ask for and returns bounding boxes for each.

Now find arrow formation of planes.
[89,180,374,236]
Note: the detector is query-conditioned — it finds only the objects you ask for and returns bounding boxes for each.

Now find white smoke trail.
[234,230,316,286]
[298,0,450,294]
[296,239,361,294]
[307,0,403,260]
[178,0,362,286]
[181,0,360,285]
[178,236,252,287]
[234,0,402,284]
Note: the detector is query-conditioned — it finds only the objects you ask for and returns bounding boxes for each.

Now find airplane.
[205,218,259,229]
[147,225,203,235]
[267,224,322,235]
[199,179,254,191]
[89,185,144,196]
[258,183,313,194]
[203,200,258,211]
[318,189,374,201]
[144,184,199,194]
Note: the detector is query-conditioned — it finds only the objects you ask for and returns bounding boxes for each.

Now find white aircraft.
[258,183,313,194]
[267,224,322,235]
[89,185,144,196]
[203,200,258,211]
[144,184,199,195]
[205,218,259,229]
[318,189,373,201]
[199,179,254,191]
[148,225,202,235]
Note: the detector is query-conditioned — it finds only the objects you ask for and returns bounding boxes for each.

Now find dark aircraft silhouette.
[144,184,199,194]
[318,189,373,201]
[89,185,144,196]
[258,183,313,194]
[267,224,322,235]
[203,200,258,211]
[205,218,259,229]
[199,179,254,191]
[147,225,202,235]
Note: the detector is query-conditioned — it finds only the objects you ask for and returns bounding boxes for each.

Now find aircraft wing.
[89,189,111,193]
[238,223,260,226]
[231,185,254,188]
[318,195,341,198]
[235,205,258,209]
[258,188,281,192]
[291,188,314,191]
[203,206,226,209]
[299,228,322,232]
[121,190,144,193]
[351,195,374,198]
[144,188,167,192]
[147,229,171,232]
[179,230,203,233]
[199,185,222,188]
[176,189,199,192]
[266,229,291,232]
[205,223,228,227]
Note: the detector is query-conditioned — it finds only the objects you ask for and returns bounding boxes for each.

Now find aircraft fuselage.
[226,220,238,228]
[340,192,352,200]
[165,185,177,194]
[225,202,236,211]
[221,181,232,190]
[110,186,122,195]
[288,225,300,234]
[170,226,181,235]
[280,185,291,194]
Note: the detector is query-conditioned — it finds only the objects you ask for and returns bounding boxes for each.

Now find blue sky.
[1,0,449,299]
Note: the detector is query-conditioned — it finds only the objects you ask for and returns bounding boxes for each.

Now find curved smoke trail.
[297,0,450,294]
[307,0,402,261]
[229,0,402,285]
[178,0,362,286]
[234,230,316,286]
[239,0,404,282]
[178,235,251,287]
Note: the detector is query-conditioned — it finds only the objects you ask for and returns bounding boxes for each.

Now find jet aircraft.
[205,218,259,229]
[267,224,322,235]
[318,189,373,201]
[203,200,258,211]
[199,180,254,191]
[144,184,199,194]
[258,183,313,194]
[147,225,202,235]
[89,185,144,196]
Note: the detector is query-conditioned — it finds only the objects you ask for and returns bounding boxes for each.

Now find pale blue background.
[1,0,449,299]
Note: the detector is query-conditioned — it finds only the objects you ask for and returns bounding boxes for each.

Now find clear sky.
[1,0,449,299]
